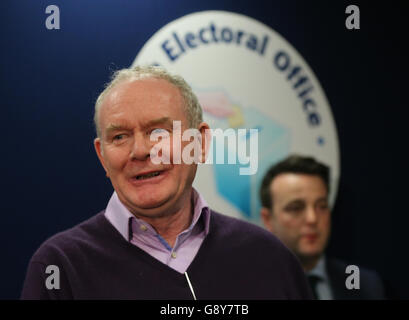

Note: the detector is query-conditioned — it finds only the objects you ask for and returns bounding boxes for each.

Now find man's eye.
[317,203,329,211]
[285,204,304,213]
[151,128,167,134]
[150,128,169,137]
[113,134,125,140]
[288,206,303,212]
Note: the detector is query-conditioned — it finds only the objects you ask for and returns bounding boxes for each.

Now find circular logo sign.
[133,10,340,224]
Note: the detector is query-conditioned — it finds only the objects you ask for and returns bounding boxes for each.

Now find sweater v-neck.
[96,210,215,282]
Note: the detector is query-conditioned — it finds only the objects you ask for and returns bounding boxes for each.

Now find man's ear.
[94,137,109,177]
[197,122,211,163]
[260,207,274,233]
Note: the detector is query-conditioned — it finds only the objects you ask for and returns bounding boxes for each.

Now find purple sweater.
[21,210,313,299]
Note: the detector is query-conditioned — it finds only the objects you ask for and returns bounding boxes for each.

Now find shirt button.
[140,225,147,231]
[171,252,177,259]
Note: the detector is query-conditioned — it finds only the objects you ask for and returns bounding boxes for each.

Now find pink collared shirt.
[104,188,210,274]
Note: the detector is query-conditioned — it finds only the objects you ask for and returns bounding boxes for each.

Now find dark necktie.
[307,275,321,300]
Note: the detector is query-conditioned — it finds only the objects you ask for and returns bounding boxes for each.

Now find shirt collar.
[307,255,330,282]
[191,187,211,236]
[104,188,211,242]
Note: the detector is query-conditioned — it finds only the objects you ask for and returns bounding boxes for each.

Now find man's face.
[94,78,208,219]
[261,173,331,262]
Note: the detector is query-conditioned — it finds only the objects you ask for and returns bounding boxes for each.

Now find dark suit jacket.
[326,258,386,299]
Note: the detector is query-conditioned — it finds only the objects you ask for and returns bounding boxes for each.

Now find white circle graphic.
[133,10,340,224]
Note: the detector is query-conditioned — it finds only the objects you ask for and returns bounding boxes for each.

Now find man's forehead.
[270,173,327,198]
[99,78,185,124]
[105,117,173,131]
[103,78,181,109]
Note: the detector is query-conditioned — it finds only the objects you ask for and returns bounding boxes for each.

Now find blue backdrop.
[1,0,408,299]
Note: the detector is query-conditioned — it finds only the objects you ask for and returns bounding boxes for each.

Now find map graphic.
[197,89,291,221]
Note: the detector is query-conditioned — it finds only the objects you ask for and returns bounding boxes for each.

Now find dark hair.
[259,155,330,209]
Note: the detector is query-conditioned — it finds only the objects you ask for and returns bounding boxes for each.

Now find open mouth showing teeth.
[135,171,161,180]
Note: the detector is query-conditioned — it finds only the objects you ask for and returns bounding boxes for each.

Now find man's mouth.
[303,234,318,241]
[134,171,162,180]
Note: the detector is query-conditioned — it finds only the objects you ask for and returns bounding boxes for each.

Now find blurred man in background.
[260,155,386,299]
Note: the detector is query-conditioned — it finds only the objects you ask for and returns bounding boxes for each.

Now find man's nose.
[129,133,151,161]
[305,206,318,224]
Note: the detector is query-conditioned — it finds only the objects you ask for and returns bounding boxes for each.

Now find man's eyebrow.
[315,197,329,203]
[104,117,173,134]
[144,117,173,127]
[105,124,130,134]
[286,199,305,205]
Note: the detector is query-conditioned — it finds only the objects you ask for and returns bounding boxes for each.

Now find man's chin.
[298,249,323,262]
[121,193,172,214]
[130,198,169,211]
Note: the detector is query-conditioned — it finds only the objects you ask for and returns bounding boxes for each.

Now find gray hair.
[94,65,203,137]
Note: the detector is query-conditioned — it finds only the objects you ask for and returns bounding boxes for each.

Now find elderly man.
[21,66,311,299]
[260,155,386,299]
